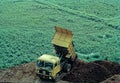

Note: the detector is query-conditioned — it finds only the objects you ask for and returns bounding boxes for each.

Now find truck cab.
[36,54,61,79]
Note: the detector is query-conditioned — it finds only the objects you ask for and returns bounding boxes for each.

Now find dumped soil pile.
[0,60,120,83]
[62,60,120,83]
[94,60,120,75]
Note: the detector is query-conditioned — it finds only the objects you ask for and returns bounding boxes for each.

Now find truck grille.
[39,70,43,73]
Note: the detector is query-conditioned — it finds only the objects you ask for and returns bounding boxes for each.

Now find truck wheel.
[63,63,71,72]
[54,73,60,82]
[67,64,71,72]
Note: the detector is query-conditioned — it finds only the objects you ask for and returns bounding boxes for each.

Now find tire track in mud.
[34,0,119,30]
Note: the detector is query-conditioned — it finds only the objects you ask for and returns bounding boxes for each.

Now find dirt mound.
[0,62,38,83]
[0,60,120,83]
[62,60,120,83]
[93,60,120,75]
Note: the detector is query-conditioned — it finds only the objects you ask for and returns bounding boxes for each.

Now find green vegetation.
[0,0,120,68]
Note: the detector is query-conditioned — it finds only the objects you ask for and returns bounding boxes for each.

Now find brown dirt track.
[0,59,120,83]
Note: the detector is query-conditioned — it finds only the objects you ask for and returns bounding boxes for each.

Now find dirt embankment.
[62,60,120,83]
[0,62,37,83]
[0,60,120,83]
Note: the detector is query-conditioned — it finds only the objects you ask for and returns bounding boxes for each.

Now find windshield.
[37,60,44,67]
[37,60,53,70]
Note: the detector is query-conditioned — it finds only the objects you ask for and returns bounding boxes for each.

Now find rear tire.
[67,64,71,72]
[63,63,71,72]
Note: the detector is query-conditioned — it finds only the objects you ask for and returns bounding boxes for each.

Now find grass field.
[0,0,120,68]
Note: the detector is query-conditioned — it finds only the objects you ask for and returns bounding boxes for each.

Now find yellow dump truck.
[36,26,77,81]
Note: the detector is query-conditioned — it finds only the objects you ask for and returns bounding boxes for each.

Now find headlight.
[49,76,52,79]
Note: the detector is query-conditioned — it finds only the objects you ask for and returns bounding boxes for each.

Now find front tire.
[54,73,60,82]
